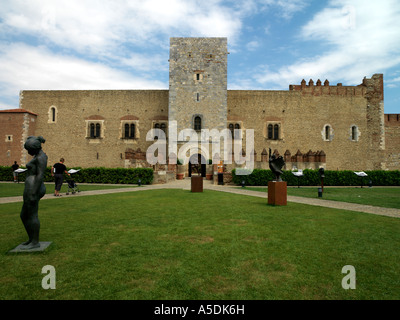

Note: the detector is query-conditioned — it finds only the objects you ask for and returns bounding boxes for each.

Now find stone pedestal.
[191,176,203,192]
[268,181,287,206]
[8,242,52,253]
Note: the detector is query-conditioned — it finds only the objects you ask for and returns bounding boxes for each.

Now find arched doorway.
[188,153,206,177]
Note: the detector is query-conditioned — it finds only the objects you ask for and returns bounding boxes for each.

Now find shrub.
[0,166,154,185]
[231,169,400,186]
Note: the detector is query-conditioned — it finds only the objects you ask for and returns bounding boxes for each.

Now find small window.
[322,124,333,141]
[95,123,101,138]
[234,123,241,140]
[268,124,273,139]
[196,73,200,81]
[90,123,95,138]
[160,123,166,133]
[51,107,56,122]
[325,125,330,140]
[274,124,279,140]
[130,124,135,138]
[351,125,359,142]
[48,106,57,123]
[196,93,200,102]
[124,123,130,138]
[194,116,202,131]
[229,124,234,138]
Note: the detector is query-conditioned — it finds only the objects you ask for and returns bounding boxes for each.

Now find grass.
[240,186,400,209]
[1,188,400,300]
[0,182,134,198]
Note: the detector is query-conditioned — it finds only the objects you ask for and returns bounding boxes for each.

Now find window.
[90,123,101,138]
[229,124,234,137]
[350,125,360,142]
[325,125,330,140]
[268,124,273,139]
[86,120,104,139]
[194,116,202,131]
[351,126,357,141]
[322,124,333,141]
[196,74,200,81]
[234,123,241,139]
[120,119,139,140]
[152,122,167,140]
[266,123,279,140]
[89,123,101,138]
[124,123,135,139]
[48,106,57,123]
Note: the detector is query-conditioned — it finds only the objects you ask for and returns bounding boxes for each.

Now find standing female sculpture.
[20,136,48,250]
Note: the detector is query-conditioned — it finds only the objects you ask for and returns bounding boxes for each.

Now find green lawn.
[0,182,134,198]
[1,189,400,300]
[240,186,400,209]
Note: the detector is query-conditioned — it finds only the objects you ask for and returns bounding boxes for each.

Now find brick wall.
[0,109,37,166]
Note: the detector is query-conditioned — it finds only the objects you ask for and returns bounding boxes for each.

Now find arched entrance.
[188,153,206,177]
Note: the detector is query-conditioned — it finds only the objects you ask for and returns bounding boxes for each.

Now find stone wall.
[19,90,168,168]
[385,114,400,170]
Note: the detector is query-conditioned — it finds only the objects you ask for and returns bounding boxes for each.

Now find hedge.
[232,168,400,186]
[0,166,154,185]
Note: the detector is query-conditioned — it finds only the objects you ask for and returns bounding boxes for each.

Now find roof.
[0,108,38,116]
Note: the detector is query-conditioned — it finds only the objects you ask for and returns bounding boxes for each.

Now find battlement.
[289,74,383,98]
[385,114,400,126]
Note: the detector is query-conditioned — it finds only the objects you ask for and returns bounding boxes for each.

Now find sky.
[0,0,399,113]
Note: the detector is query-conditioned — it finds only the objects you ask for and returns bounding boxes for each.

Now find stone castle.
[1,37,399,183]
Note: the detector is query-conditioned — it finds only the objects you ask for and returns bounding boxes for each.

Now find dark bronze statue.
[20,136,48,250]
[269,148,285,182]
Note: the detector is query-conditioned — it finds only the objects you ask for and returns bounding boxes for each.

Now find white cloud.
[0,43,166,109]
[0,0,244,56]
[255,0,400,87]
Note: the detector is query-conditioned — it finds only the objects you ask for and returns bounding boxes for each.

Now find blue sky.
[0,0,399,113]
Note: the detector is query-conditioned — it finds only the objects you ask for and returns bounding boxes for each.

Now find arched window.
[160,123,166,133]
[234,123,241,139]
[90,123,95,138]
[274,124,279,140]
[351,126,357,141]
[194,116,202,131]
[48,106,57,123]
[268,124,273,139]
[95,123,101,138]
[130,124,135,138]
[325,125,330,141]
[125,123,130,138]
[229,124,234,138]
[51,107,56,122]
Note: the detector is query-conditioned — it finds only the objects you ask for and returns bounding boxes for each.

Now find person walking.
[11,161,19,182]
[51,158,70,196]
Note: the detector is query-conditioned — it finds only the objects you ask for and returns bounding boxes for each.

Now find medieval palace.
[1,37,399,183]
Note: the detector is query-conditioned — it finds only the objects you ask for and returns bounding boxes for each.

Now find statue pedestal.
[268,181,287,206]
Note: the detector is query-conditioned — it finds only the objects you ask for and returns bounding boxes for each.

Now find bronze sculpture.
[268,148,285,182]
[20,136,48,250]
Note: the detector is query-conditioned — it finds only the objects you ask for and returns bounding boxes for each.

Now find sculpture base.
[8,241,52,253]
[268,181,287,206]
[191,176,203,192]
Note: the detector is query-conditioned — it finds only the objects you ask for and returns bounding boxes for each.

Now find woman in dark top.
[20,136,47,250]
